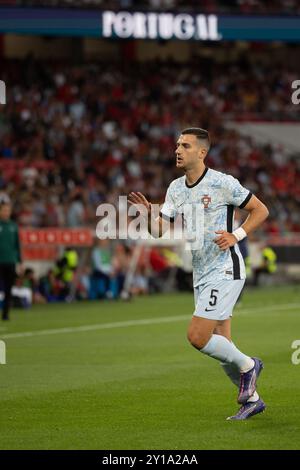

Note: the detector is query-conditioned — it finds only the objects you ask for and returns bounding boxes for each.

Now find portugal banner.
[0,8,300,42]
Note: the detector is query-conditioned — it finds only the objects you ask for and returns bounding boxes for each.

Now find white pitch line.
[0,314,191,340]
[234,302,300,316]
[0,302,299,340]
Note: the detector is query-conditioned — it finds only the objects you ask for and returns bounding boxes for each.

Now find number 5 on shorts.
[209,289,219,307]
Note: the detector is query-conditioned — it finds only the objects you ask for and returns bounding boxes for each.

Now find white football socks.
[200,334,255,373]
[220,362,260,403]
[247,391,259,403]
[220,362,240,387]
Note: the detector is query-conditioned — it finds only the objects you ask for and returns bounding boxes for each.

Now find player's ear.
[199,147,207,160]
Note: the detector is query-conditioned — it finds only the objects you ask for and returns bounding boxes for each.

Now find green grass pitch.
[0,285,300,450]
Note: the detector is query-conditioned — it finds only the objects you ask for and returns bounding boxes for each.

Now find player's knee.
[187,329,209,350]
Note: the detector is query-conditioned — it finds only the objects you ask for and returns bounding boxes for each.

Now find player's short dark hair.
[181,127,210,150]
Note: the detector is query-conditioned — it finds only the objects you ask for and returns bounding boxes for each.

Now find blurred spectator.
[20,267,47,303]
[74,266,91,300]
[148,247,175,293]
[130,266,149,296]
[90,240,133,299]
[67,195,86,227]
[39,268,65,302]
[253,246,278,286]
[112,243,130,295]
[91,239,113,298]
[54,247,78,300]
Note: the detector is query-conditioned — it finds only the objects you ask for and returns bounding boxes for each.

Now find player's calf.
[187,330,212,350]
[187,317,217,350]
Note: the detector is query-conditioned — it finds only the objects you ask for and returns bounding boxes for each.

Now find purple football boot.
[227,399,266,421]
[238,357,264,404]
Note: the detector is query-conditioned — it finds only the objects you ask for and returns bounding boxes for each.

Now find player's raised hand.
[214,230,237,251]
[128,192,151,213]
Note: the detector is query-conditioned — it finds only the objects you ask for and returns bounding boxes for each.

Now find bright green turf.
[0,285,300,450]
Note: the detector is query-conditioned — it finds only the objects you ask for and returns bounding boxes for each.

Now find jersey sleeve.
[159,184,177,222]
[225,175,252,208]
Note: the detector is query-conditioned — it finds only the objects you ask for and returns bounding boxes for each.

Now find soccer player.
[128,128,269,420]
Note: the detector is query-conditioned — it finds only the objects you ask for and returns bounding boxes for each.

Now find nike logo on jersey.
[205,307,216,312]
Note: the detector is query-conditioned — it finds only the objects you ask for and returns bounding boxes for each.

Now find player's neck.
[185,164,206,187]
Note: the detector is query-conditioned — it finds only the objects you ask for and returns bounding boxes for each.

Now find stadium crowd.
[1,0,300,15]
[1,57,299,236]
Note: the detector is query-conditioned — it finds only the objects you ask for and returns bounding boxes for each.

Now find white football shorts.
[193,278,245,321]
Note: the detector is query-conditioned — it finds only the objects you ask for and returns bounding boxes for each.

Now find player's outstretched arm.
[128,192,165,238]
[214,195,269,251]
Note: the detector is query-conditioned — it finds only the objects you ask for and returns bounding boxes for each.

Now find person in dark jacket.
[0,194,22,320]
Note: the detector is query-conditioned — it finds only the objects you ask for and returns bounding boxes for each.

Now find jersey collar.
[185,167,209,188]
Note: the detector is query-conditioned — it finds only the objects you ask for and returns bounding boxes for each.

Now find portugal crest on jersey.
[201,194,211,209]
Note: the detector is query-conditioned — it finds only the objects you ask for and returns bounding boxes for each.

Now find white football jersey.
[160,167,252,286]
